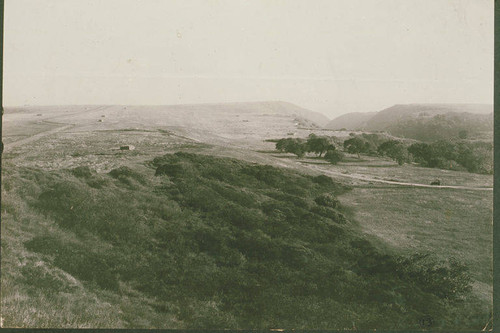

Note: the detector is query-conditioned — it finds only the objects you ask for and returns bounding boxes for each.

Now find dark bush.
[209,183,259,208]
[310,205,348,224]
[314,193,339,208]
[182,186,225,212]
[242,165,286,187]
[311,175,334,186]
[396,253,472,300]
[216,204,264,230]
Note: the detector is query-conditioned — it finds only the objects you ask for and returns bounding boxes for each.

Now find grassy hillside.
[1,152,487,329]
[384,112,493,142]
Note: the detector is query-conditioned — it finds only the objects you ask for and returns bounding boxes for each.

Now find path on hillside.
[3,106,110,152]
[301,162,493,191]
[4,123,75,152]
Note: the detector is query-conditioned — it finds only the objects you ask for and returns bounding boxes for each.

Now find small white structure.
[120,145,135,151]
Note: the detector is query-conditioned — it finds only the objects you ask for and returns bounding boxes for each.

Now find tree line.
[275,134,345,164]
[274,133,492,174]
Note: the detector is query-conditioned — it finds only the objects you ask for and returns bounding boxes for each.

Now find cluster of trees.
[342,136,409,165]
[341,133,493,173]
[377,140,410,165]
[343,134,492,173]
[386,113,493,142]
[408,140,493,174]
[275,132,492,174]
[275,134,344,164]
[342,133,392,157]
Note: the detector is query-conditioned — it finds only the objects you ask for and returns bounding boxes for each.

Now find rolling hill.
[322,111,376,131]
[326,104,493,141]
[2,152,484,329]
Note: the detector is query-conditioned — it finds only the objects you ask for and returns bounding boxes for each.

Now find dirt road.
[303,163,493,191]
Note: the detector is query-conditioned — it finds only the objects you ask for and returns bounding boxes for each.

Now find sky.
[3,0,494,118]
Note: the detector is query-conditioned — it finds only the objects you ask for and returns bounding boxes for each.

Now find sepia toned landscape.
[1,101,493,329]
[1,0,494,330]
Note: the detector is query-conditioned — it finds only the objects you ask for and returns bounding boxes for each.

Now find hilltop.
[5,101,330,130]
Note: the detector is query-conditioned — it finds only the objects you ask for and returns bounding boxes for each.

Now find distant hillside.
[324,112,376,130]
[265,101,331,127]
[5,101,330,128]
[326,104,493,142]
[3,102,330,150]
[152,101,330,128]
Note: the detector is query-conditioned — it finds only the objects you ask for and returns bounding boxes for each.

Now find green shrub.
[396,253,472,300]
[155,162,197,178]
[70,166,94,179]
[13,153,477,329]
[311,175,334,186]
[314,193,339,208]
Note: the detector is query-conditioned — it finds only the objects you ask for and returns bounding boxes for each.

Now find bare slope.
[324,112,376,130]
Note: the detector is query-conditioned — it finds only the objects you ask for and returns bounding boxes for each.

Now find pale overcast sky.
[3,0,493,118]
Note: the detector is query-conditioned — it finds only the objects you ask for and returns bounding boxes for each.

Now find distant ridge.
[366,104,492,131]
[153,101,331,127]
[6,101,330,128]
[324,111,376,130]
[325,103,493,141]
